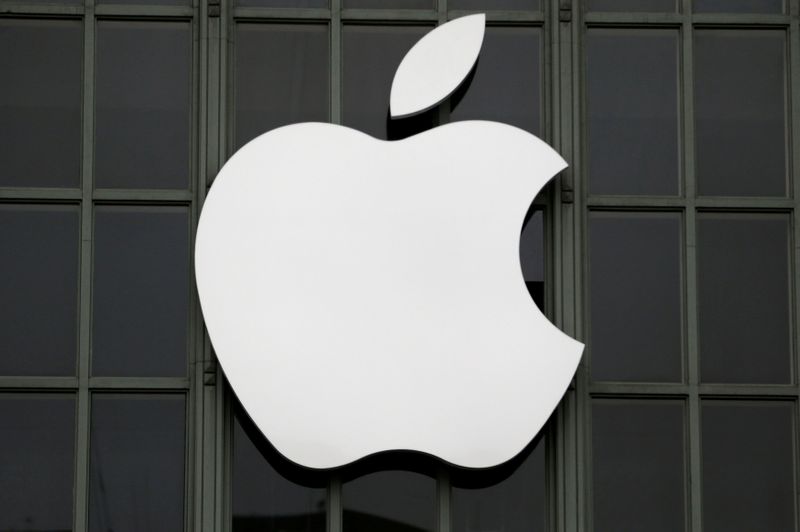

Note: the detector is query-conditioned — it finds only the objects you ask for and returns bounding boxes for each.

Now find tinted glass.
[694,31,786,196]
[343,470,436,532]
[92,207,189,377]
[452,439,546,532]
[236,0,326,6]
[587,29,679,196]
[95,21,191,189]
[450,26,541,134]
[520,209,544,310]
[233,410,326,532]
[589,213,683,382]
[0,206,79,376]
[343,26,433,140]
[235,24,329,149]
[344,0,432,8]
[587,0,675,11]
[0,19,82,188]
[702,402,795,532]
[0,395,75,532]
[100,0,189,6]
[89,394,185,532]
[449,0,540,9]
[694,0,783,13]
[697,214,791,383]
[592,401,685,532]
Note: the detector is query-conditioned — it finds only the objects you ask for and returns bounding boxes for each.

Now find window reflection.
[343,25,434,140]
[451,435,546,532]
[450,26,541,135]
[232,406,326,532]
[89,394,185,532]
[235,23,329,149]
[0,19,82,188]
[343,455,437,532]
[0,395,75,532]
[519,208,544,310]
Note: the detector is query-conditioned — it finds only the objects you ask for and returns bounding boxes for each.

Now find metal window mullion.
[74,2,96,530]
[327,5,342,532]
[681,2,703,530]
[330,0,341,126]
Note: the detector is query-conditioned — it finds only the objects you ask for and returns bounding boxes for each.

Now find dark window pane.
[100,0,189,6]
[697,214,791,384]
[520,209,544,310]
[344,470,436,532]
[235,24,329,149]
[343,26,433,140]
[702,402,795,532]
[450,0,540,9]
[237,0,326,6]
[232,409,326,532]
[587,29,679,196]
[694,0,783,13]
[96,21,191,189]
[592,400,685,532]
[452,439,546,532]
[345,0,432,8]
[587,0,676,11]
[694,31,786,196]
[0,395,75,531]
[0,19,81,188]
[89,395,185,532]
[92,207,189,377]
[589,213,683,382]
[0,206,79,376]
[450,27,541,134]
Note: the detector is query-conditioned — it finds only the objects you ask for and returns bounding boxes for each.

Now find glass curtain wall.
[2,0,800,530]
[582,1,799,531]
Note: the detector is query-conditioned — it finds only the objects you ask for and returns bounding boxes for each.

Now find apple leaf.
[389,14,485,119]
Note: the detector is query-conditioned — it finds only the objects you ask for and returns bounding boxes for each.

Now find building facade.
[1,0,798,530]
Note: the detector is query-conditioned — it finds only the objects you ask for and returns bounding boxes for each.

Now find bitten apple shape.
[195,120,583,469]
[196,13,583,469]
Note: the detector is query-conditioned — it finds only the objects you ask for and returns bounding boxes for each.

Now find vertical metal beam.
[74,0,96,529]
[682,2,703,531]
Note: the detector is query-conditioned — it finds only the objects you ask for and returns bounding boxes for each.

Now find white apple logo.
[195,14,583,469]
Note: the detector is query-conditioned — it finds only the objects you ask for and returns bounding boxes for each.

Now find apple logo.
[195,14,583,470]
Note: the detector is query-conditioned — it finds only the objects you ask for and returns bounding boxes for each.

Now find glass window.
[100,0,190,7]
[0,395,75,532]
[702,401,795,532]
[592,400,686,532]
[95,21,192,189]
[586,0,676,12]
[520,209,544,310]
[92,206,189,377]
[694,0,783,13]
[343,25,433,140]
[449,0,540,10]
[344,0,433,8]
[232,409,326,532]
[586,29,679,196]
[0,206,79,376]
[0,19,82,188]
[694,30,786,197]
[343,468,436,532]
[697,214,791,384]
[450,26,541,135]
[451,438,546,532]
[589,212,683,382]
[236,0,326,6]
[235,24,329,149]
[89,394,185,532]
